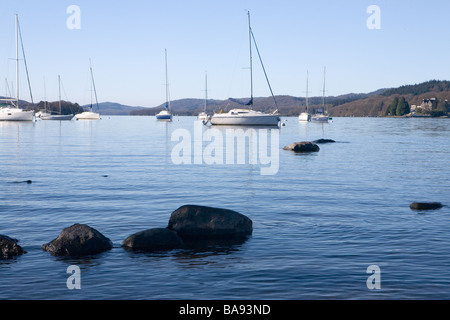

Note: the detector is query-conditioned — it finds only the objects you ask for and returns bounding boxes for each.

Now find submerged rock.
[167,205,253,239]
[42,224,112,256]
[0,235,26,259]
[122,228,183,252]
[410,202,443,211]
[312,139,336,144]
[283,141,320,153]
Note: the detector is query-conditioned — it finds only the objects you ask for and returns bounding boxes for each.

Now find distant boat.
[210,12,280,127]
[299,70,311,122]
[311,67,331,123]
[75,60,100,120]
[156,49,173,121]
[41,75,73,121]
[198,71,209,122]
[0,15,34,122]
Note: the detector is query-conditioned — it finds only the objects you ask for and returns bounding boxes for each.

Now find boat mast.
[15,14,19,108]
[165,49,168,110]
[58,75,62,114]
[248,11,253,109]
[89,59,99,112]
[322,66,326,112]
[43,76,47,113]
[204,71,208,112]
[306,70,309,112]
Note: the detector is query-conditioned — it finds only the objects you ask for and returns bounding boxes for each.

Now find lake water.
[1,116,449,300]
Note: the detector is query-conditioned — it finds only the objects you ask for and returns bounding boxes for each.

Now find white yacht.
[75,60,100,120]
[198,71,209,122]
[210,12,279,127]
[41,76,73,120]
[0,15,34,122]
[299,71,311,122]
[0,106,34,121]
[155,109,172,120]
[311,67,330,123]
[156,49,173,121]
[210,108,280,126]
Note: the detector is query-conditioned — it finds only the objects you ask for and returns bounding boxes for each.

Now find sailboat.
[299,70,311,122]
[0,14,34,121]
[41,75,73,120]
[156,49,173,121]
[36,77,51,119]
[75,60,100,120]
[198,71,209,122]
[311,67,331,123]
[209,12,280,126]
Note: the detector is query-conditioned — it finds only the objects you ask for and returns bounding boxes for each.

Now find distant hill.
[130,80,449,117]
[81,102,147,115]
[129,91,387,117]
[331,80,450,117]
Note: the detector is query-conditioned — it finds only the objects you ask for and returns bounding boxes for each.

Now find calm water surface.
[0,116,449,299]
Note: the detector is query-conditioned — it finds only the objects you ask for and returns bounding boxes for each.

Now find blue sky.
[1,0,449,107]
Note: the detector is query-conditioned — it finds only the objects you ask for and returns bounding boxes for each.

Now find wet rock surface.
[42,224,113,256]
[167,205,253,239]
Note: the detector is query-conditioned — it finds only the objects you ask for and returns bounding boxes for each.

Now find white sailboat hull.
[311,115,330,122]
[298,112,311,121]
[0,108,34,121]
[156,110,172,120]
[210,109,280,126]
[75,111,100,120]
[41,114,74,121]
[198,112,208,121]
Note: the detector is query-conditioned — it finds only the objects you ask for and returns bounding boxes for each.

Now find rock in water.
[122,228,183,252]
[0,235,26,259]
[312,139,336,144]
[410,202,443,211]
[167,205,253,239]
[283,142,320,153]
[42,224,113,256]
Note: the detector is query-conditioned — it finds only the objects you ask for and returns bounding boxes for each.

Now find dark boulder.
[42,224,113,256]
[167,205,253,239]
[122,228,183,252]
[313,138,335,144]
[0,235,26,259]
[283,141,320,153]
[410,202,443,211]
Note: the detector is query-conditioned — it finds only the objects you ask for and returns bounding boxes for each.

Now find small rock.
[410,202,443,211]
[313,139,335,144]
[122,228,183,252]
[168,205,253,239]
[283,141,320,153]
[0,235,26,259]
[42,224,113,256]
